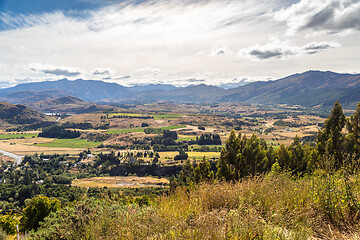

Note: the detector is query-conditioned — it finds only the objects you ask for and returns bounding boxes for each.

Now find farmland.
[0,133,38,140]
[37,138,101,148]
[106,125,186,134]
[72,176,169,188]
[0,103,327,157]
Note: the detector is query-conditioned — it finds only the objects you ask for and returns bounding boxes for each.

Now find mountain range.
[1,70,359,109]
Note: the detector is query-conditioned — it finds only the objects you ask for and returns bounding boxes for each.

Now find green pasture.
[0,133,38,140]
[37,139,101,148]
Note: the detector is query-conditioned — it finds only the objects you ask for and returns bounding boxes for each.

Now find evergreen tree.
[346,102,360,157]
[178,159,194,186]
[242,134,267,176]
[277,144,291,170]
[288,136,306,173]
[348,102,360,138]
[194,157,214,183]
[317,100,346,167]
[216,130,240,181]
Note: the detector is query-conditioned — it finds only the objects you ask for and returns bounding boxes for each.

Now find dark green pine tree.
[216,130,240,181]
[277,144,291,170]
[348,102,360,137]
[345,102,360,157]
[242,134,267,176]
[288,136,306,173]
[317,100,346,167]
[194,156,214,183]
[178,159,194,186]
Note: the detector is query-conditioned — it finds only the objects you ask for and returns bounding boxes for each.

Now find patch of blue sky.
[0,0,150,30]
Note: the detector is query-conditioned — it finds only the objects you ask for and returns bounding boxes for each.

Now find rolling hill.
[0,101,48,124]
[26,96,119,114]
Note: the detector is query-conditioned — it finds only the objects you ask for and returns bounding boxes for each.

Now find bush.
[20,195,61,232]
[174,149,188,160]
[0,213,18,235]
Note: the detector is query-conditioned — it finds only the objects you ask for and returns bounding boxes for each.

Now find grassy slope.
[33,172,360,239]
[37,139,101,148]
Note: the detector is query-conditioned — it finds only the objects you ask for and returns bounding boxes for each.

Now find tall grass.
[32,172,360,239]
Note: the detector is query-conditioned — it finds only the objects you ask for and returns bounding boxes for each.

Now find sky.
[0,0,359,88]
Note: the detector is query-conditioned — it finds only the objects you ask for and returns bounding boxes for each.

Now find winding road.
[0,150,24,165]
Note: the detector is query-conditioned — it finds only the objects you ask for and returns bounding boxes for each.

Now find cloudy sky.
[0,0,359,88]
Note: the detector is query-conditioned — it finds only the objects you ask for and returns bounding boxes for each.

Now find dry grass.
[33,172,360,239]
[72,176,169,188]
[0,139,84,155]
[158,151,220,163]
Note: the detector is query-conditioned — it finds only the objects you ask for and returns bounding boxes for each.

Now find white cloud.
[272,0,360,35]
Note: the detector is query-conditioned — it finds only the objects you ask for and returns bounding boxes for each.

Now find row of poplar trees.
[172,101,360,187]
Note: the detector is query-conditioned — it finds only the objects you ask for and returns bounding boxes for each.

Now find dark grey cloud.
[248,49,293,60]
[304,7,334,30]
[303,41,339,55]
[93,69,111,75]
[241,40,339,60]
[305,43,332,51]
[215,50,225,55]
[41,68,81,76]
[28,63,83,77]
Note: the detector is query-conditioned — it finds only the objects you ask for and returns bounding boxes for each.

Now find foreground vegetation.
[32,171,360,239]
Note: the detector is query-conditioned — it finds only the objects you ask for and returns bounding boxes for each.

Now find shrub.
[20,195,61,232]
